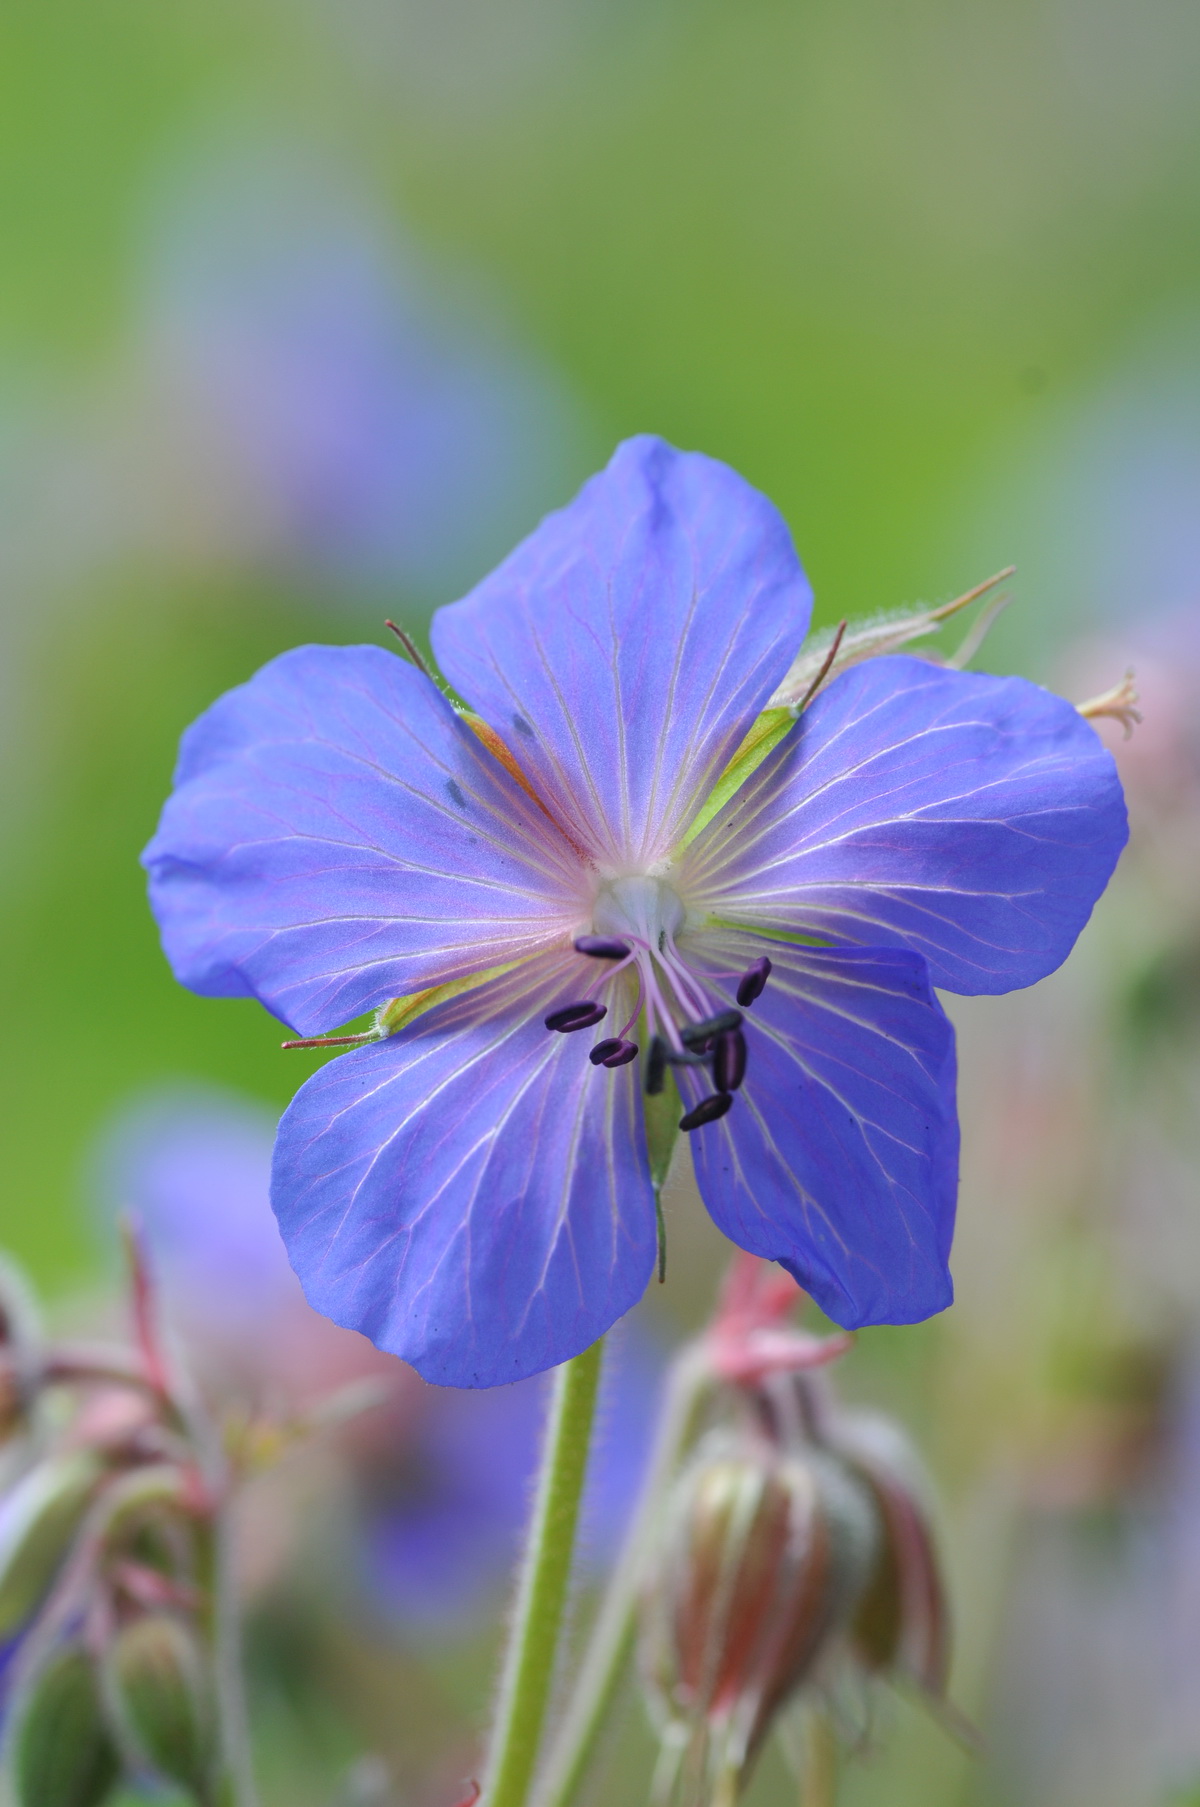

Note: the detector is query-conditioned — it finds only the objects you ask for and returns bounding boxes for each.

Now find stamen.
[574,935,633,960]
[660,934,714,1018]
[713,1029,747,1092]
[545,1001,608,1033]
[646,1036,668,1095]
[590,1037,624,1065]
[680,1009,742,1048]
[736,957,772,1007]
[613,971,645,1044]
[601,1040,639,1068]
[679,1092,733,1131]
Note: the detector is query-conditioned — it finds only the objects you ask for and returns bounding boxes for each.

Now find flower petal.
[682,934,958,1329]
[143,645,588,1035]
[683,656,1127,994]
[270,952,658,1386]
[430,436,812,868]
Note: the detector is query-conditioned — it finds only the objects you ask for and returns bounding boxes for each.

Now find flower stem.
[532,1344,712,1807]
[484,1338,605,1807]
[212,1501,261,1807]
[801,1714,838,1807]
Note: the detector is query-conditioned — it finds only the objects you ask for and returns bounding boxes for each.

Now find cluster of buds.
[638,1258,958,1807]
[0,1237,236,1807]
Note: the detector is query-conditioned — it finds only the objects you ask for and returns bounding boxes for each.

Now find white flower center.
[591,875,686,950]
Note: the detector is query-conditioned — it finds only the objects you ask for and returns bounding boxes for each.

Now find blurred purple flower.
[362,1324,661,1633]
[89,1084,299,1337]
[136,137,585,596]
[143,435,1127,1387]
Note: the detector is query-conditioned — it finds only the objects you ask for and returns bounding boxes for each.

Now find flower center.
[592,874,686,950]
[541,875,773,1134]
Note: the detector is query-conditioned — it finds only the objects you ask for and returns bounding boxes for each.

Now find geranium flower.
[143,436,1127,1386]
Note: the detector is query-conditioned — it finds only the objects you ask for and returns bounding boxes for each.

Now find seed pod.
[0,1451,103,1638]
[10,1642,120,1807]
[640,1428,878,1795]
[106,1612,215,1799]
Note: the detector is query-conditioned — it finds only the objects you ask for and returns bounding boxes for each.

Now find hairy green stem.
[484,1339,605,1807]
[532,1344,712,1807]
[800,1714,838,1807]
[212,1503,261,1807]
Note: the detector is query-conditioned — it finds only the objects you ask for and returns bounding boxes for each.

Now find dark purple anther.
[589,1037,623,1065]
[574,935,632,960]
[545,1001,608,1033]
[601,1040,639,1068]
[679,1092,734,1131]
[712,1029,747,1092]
[736,956,772,1008]
[680,1009,742,1049]
[645,1036,668,1095]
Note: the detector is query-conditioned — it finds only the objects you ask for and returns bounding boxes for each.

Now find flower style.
[142,436,1127,1386]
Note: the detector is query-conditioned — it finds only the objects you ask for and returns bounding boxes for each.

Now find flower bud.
[105,1611,216,1798]
[0,1451,103,1638]
[640,1428,878,1794]
[9,1643,120,1807]
[833,1414,950,1699]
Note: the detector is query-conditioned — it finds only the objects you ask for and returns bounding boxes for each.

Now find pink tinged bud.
[10,1643,120,1807]
[835,1417,951,1700]
[640,1431,878,1789]
[105,1612,216,1800]
[0,1356,26,1443]
[0,1451,104,1638]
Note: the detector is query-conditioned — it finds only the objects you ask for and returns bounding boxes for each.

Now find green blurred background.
[2,3,1199,1803]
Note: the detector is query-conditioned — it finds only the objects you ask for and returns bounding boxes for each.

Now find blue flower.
[143,436,1128,1386]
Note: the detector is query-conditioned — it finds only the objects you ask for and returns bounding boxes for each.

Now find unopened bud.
[106,1611,216,1798]
[640,1429,877,1794]
[9,1643,120,1807]
[0,1450,103,1638]
[0,1354,25,1441]
[833,1414,950,1700]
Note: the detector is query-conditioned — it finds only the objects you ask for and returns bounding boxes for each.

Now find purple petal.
[683,656,1128,995]
[143,645,588,1035]
[431,436,812,868]
[683,934,958,1328]
[270,952,657,1386]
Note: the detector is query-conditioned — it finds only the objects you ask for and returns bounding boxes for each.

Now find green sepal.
[10,1643,120,1807]
[680,707,797,849]
[0,1451,103,1638]
[699,918,830,949]
[643,1064,683,1195]
[375,960,523,1037]
[106,1612,215,1800]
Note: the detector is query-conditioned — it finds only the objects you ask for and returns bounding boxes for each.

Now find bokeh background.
[2,2,1199,1803]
